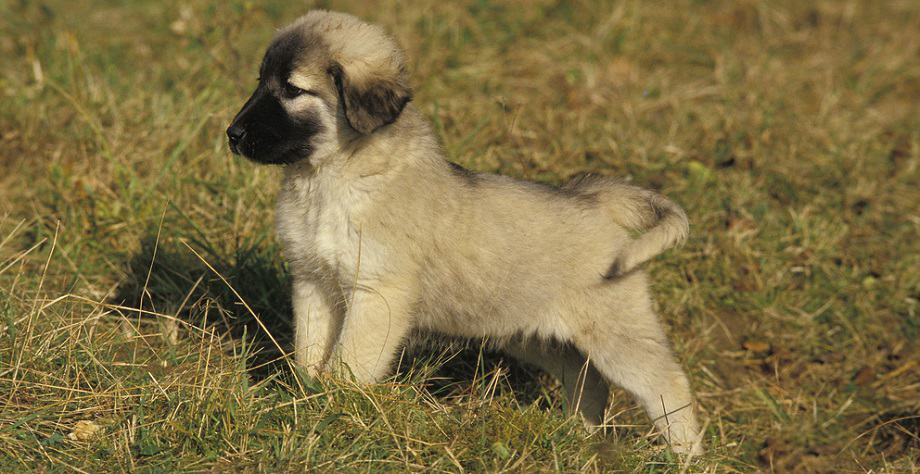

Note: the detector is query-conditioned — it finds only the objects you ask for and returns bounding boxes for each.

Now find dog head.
[227,11,412,165]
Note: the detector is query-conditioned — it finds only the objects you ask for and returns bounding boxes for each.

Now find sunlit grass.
[1,0,918,471]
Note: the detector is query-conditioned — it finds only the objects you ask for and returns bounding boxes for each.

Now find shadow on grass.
[113,234,294,379]
[113,234,555,407]
[398,340,553,410]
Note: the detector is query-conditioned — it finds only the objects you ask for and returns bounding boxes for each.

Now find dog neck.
[284,105,442,184]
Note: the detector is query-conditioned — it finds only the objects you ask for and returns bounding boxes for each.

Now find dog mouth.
[228,136,254,159]
[226,128,268,160]
[228,134,310,165]
[226,106,323,165]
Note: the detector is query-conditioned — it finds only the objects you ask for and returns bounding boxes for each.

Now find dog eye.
[283,82,318,99]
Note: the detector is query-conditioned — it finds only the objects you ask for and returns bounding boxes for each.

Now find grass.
[1,0,918,471]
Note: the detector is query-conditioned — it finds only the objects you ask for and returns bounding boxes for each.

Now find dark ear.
[328,62,412,134]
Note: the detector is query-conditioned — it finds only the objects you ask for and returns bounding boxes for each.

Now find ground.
[0,0,918,472]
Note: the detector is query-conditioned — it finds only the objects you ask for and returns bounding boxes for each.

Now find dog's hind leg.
[502,338,609,427]
[575,330,702,454]
[570,282,703,454]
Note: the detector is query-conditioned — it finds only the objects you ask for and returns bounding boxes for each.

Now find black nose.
[227,124,245,147]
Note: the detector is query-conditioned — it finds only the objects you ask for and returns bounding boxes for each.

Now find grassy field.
[1,0,918,471]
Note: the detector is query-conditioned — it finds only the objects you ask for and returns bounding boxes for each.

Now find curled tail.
[564,174,690,278]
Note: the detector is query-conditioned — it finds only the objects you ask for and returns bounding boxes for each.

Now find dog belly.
[413,281,567,342]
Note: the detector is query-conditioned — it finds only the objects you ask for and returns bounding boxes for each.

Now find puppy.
[227,11,703,455]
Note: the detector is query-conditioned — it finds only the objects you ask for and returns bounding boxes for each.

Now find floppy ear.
[328,62,412,134]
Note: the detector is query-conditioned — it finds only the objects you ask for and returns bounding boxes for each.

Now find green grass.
[1,0,918,471]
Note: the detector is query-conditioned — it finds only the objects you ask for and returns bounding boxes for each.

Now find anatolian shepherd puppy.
[227,11,703,455]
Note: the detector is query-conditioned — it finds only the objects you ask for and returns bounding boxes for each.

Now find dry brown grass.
[1,0,918,471]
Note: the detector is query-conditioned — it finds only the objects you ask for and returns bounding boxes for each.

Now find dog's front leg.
[333,285,414,383]
[292,279,343,377]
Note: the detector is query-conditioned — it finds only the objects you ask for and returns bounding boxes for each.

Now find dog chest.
[275,175,373,281]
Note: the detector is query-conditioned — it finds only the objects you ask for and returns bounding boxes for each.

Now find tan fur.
[238,10,703,455]
[563,175,690,277]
